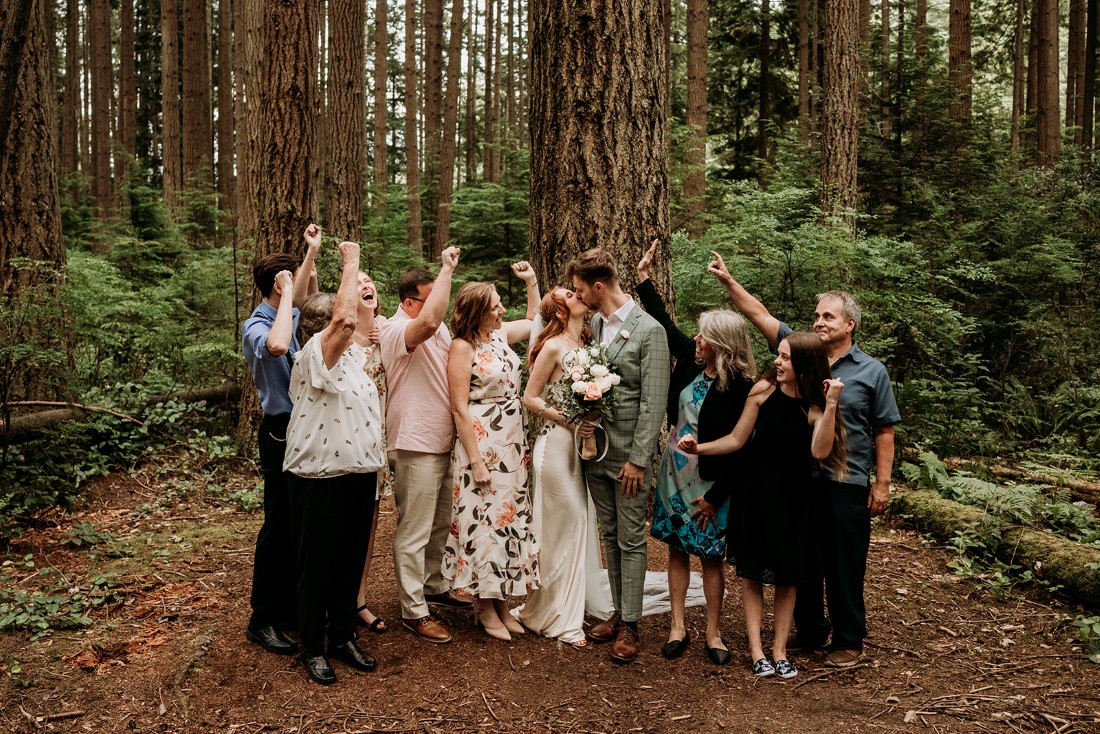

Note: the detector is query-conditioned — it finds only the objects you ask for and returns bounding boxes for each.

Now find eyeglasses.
[407,297,426,303]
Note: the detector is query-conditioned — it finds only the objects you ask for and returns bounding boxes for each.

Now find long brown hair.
[763,331,848,479]
[450,282,496,344]
[529,289,592,366]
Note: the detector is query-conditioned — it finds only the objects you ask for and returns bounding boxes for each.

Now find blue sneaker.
[775,658,798,679]
[752,657,776,677]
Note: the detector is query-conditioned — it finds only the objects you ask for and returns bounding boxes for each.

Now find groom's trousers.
[586,459,652,624]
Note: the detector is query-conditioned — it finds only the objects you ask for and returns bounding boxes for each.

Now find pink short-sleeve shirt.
[379,308,455,454]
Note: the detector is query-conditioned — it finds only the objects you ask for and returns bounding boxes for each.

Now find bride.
[517,288,613,647]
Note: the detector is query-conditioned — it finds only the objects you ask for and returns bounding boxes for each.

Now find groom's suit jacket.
[590,302,670,470]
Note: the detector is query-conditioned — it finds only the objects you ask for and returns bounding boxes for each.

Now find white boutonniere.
[619,329,631,340]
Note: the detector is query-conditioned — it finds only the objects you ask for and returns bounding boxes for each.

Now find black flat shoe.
[301,654,336,685]
[706,640,731,666]
[661,633,691,659]
[246,624,299,656]
[327,639,377,673]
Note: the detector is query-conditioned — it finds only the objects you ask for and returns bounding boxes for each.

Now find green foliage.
[62,523,117,548]
[0,559,122,640]
[1071,616,1100,664]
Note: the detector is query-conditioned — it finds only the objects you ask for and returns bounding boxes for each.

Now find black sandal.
[356,603,388,633]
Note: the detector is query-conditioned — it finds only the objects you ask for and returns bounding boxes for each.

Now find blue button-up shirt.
[241,301,300,416]
[777,323,901,486]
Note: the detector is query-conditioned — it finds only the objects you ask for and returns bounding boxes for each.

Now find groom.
[568,248,669,663]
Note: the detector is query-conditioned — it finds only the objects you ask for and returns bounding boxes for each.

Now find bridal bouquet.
[551,344,620,459]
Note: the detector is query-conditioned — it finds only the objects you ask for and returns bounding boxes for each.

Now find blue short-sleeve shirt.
[777,323,901,486]
[241,301,300,416]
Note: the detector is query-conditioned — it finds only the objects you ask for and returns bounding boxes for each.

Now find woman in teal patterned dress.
[637,243,756,665]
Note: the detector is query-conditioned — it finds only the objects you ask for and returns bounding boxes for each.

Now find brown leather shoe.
[402,616,452,644]
[610,624,640,664]
[587,611,621,643]
[824,648,862,668]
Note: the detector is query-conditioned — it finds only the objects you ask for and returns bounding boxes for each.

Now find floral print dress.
[442,331,539,599]
[361,341,392,496]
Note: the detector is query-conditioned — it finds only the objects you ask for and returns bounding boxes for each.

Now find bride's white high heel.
[475,603,511,641]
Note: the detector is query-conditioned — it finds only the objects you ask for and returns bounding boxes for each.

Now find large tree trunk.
[683,0,708,238]
[435,0,464,253]
[257,0,317,255]
[61,0,80,176]
[326,0,366,242]
[1085,0,1097,150]
[759,0,771,177]
[182,0,213,183]
[118,0,136,174]
[464,0,477,184]
[162,0,182,208]
[1011,0,1027,154]
[89,0,112,217]
[371,0,389,211]
[798,0,812,144]
[403,0,422,253]
[948,0,972,129]
[0,0,69,404]
[421,0,444,256]
[505,0,516,149]
[217,0,235,214]
[483,0,498,183]
[0,0,34,168]
[1068,0,1085,140]
[234,0,263,242]
[821,0,861,218]
[529,1,671,297]
[879,0,891,139]
[1035,0,1060,166]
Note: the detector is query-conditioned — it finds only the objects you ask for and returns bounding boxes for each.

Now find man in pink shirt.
[379,246,470,643]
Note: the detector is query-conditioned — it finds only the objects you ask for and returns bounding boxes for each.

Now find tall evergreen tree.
[326,0,366,241]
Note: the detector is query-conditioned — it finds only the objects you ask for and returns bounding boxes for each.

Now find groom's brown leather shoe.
[610,625,640,664]
[587,610,621,643]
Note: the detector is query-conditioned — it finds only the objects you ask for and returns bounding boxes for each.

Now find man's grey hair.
[816,290,862,335]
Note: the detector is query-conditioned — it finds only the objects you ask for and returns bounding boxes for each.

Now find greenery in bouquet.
[548,343,620,424]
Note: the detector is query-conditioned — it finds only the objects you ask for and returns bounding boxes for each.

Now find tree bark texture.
[421,0,444,254]
[798,0,812,144]
[217,0,235,213]
[162,0,183,208]
[326,0,366,242]
[1036,0,1060,165]
[464,0,477,184]
[821,0,861,217]
[89,0,113,216]
[0,0,33,170]
[879,0,890,139]
[1084,0,1097,150]
[1026,0,1038,115]
[372,0,389,210]
[182,0,214,182]
[234,0,263,241]
[434,0,464,254]
[403,0,422,252]
[1011,0,1026,154]
[529,1,671,297]
[948,0,972,127]
[683,0,708,238]
[257,0,317,256]
[119,0,137,164]
[483,0,498,183]
[0,0,69,402]
[1068,0,1085,137]
[759,0,772,174]
[61,0,80,176]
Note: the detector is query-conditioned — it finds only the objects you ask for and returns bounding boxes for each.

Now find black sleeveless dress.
[731,387,813,586]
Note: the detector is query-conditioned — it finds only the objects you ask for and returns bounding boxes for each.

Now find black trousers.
[793,479,871,651]
[290,472,377,657]
[249,413,298,628]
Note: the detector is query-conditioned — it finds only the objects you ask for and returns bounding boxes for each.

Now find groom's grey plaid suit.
[586,303,670,623]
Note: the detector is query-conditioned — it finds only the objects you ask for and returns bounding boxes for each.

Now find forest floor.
[1,454,1099,734]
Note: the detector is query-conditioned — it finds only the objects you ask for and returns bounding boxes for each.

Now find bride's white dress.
[515,419,613,643]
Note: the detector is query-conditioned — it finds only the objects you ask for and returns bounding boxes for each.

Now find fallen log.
[0,383,241,445]
[891,490,1100,610]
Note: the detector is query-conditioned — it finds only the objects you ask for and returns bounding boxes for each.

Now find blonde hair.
[698,310,756,391]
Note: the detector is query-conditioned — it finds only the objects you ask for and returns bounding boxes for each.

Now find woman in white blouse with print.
[283,241,385,686]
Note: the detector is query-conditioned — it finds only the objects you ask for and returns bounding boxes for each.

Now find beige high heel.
[474,603,511,641]
[494,600,525,635]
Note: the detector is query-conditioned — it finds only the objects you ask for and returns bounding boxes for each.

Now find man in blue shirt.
[240,225,321,655]
[708,253,901,668]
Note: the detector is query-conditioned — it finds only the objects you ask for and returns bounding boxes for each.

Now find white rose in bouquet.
[590,364,610,378]
[595,375,614,392]
[575,350,591,367]
[571,380,589,395]
[609,374,621,385]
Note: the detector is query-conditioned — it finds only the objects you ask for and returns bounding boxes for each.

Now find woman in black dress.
[679,331,846,680]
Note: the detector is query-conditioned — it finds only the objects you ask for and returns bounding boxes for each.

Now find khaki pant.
[390,450,453,619]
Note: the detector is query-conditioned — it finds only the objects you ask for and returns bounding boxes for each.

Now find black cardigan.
[636,279,752,490]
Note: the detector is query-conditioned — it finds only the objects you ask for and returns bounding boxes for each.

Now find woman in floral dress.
[443,265,541,640]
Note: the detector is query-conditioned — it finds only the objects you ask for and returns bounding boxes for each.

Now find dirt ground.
[2,464,1099,734]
